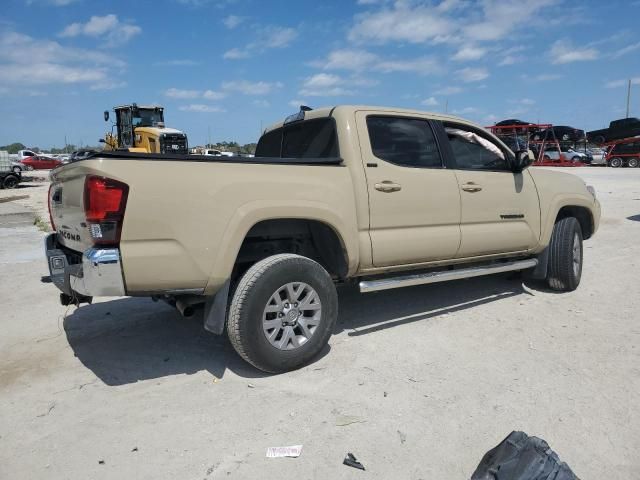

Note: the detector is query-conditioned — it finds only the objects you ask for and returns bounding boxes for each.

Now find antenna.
[626,79,632,118]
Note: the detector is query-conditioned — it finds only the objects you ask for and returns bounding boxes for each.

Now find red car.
[20,155,63,170]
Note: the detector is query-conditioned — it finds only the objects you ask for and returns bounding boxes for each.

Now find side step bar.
[359,258,538,293]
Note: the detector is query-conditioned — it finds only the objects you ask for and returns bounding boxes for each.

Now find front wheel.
[547,217,583,291]
[2,175,19,189]
[12,166,22,174]
[227,254,338,373]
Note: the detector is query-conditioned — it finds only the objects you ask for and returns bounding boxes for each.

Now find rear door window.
[366,116,442,168]
[256,118,338,158]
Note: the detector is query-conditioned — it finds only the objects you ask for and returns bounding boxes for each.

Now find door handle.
[374,181,402,193]
[461,182,483,192]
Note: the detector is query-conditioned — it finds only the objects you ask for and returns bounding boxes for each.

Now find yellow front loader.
[101,104,188,154]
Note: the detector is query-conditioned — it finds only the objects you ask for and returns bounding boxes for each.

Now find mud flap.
[527,247,549,280]
[203,279,230,335]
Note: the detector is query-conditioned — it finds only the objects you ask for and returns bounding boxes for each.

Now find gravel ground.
[0,166,638,479]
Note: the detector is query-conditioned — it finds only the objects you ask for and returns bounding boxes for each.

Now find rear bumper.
[45,233,126,298]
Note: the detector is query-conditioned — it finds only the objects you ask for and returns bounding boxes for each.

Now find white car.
[542,147,588,162]
[17,149,37,160]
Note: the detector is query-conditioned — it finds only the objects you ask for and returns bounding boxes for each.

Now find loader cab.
[113,105,164,149]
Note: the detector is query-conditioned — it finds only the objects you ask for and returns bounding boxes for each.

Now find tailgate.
[49,162,99,252]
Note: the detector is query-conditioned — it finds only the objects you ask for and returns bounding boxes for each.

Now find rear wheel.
[609,157,623,168]
[2,175,19,189]
[571,156,581,162]
[543,155,551,161]
[627,157,639,168]
[227,254,338,373]
[547,217,583,291]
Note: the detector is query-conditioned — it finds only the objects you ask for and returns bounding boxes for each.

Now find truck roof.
[262,105,480,134]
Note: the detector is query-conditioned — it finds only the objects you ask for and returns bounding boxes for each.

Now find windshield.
[132,109,164,127]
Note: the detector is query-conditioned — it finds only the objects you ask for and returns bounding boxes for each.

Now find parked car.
[21,155,63,170]
[17,149,38,160]
[202,149,223,156]
[494,119,538,133]
[542,147,589,163]
[587,117,640,144]
[68,150,95,162]
[531,126,586,142]
[45,104,601,373]
[10,160,29,173]
[605,139,640,167]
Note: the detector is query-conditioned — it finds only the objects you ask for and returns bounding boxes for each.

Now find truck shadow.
[336,274,529,336]
[63,298,271,385]
[64,274,529,385]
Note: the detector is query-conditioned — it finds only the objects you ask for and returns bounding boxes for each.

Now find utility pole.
[207,125,211,147]
[626,79,632,118]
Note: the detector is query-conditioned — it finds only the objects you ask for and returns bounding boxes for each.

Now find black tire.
[547,217,583,291]
[627,157,639,168]
[571,156,580,163]
[2,175,19,189]
[12,166,22,174]
[543,155,551,161]
[594,135,606,144]
[609,157,623,168]
[227,254,338,373]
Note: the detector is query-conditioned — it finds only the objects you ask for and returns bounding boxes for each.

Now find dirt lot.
[0,167,639,479]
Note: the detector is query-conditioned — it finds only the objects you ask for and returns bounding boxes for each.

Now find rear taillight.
[84,175,128,246]
[47,183,56,231]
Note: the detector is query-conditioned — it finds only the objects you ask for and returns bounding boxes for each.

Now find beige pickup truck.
[46,105,601,372]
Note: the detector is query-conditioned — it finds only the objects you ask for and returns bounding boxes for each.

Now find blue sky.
[1,0,639,148]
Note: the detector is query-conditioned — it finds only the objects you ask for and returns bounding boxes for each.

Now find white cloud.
[349,0,555,45]
[452,45,486,61]
[434,86,463,95]
[164,88,200,99]
[253,99,270,107]
[520,98,535,105]
[203,89,225,100]
[421,97,439,106]
[456,67,489,82]
[605,77,640,88]
[223,48,250,59]
[27,0,81,6]
[525,73,563,82]
[314,49,378,71]
[313,48,441,75]
[349,3,453,44]
[612,41,640,59]
[164,87,226,100]
[223,15,245,29]
[90,80,127,91]
[549,39,598,64]
[299,73,353,97]
[498,55,520,66]
[377,57,442,75]
[0,31,124,89]
[59,14,141,46]
[224,25,297,60]
[179,104,225,113]
[222,80,283,95]
[154,59,200,67]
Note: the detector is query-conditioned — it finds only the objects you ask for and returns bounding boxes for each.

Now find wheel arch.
[204,204,358,294]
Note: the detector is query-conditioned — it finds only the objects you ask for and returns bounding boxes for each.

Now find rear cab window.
[256,118,338,158]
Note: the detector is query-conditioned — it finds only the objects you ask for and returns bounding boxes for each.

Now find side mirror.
[104,110,110,122]
[513,150,533,173]
[99,138,105,143]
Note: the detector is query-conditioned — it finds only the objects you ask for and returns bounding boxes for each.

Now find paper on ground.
[266,445,303,458]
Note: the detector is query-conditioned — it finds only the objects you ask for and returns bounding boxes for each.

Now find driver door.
[437,121,541,258]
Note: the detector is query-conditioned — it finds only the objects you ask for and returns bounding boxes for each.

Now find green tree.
[0,142,26,154]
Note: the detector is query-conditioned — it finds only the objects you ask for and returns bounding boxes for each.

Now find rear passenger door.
[356,112,461,267]
[436,121,541,258]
